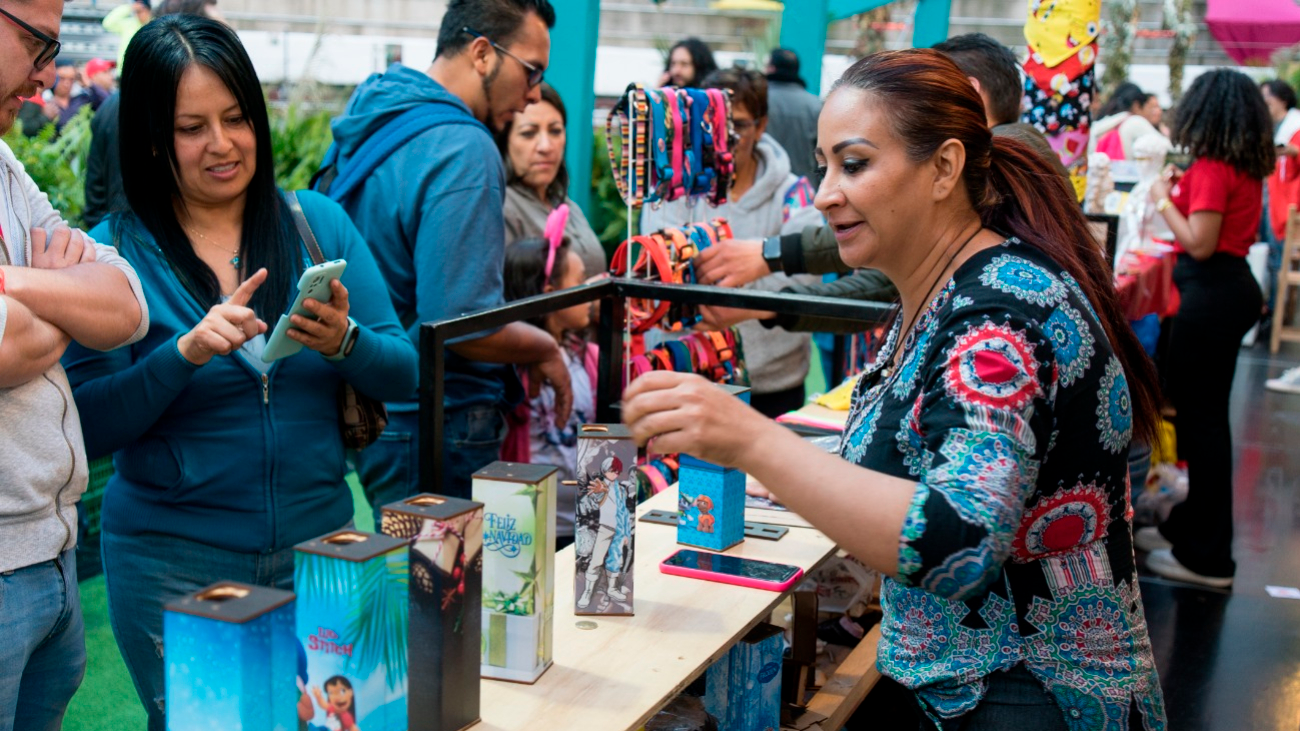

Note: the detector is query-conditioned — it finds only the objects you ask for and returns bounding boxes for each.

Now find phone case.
[261,259,347,363]
[659,551,804,592]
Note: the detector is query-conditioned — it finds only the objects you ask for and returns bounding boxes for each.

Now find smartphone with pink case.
[659,549,803,592]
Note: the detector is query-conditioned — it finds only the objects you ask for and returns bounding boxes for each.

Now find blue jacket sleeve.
[300,191,419,401]
[410,137,507,345]
[64,334,201,460]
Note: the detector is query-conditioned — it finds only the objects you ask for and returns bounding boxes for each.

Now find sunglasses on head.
[462,27,544,88]
[0,6,60,72]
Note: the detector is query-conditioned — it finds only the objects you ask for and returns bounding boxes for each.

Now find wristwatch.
[326,317,360,361]
[1155,197,1173,213]
[762,235,784,273]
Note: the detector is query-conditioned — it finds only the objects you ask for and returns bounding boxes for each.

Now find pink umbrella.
[1207,0,1300,65]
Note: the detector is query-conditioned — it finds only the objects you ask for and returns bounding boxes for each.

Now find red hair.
[835,49,1159,445]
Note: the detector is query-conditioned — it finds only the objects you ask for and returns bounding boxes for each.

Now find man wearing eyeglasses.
[323,0,571,510]
[0,0,150,727]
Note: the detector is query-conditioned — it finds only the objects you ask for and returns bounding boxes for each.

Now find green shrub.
[2,107,93,228]
[271,105,336,191]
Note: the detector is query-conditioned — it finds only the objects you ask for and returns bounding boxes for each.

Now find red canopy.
[1207,0,1300,64]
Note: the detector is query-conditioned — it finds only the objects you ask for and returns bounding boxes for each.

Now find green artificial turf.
[64,575,147,729]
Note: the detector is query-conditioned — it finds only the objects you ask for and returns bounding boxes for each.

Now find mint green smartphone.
[261,259,347,363]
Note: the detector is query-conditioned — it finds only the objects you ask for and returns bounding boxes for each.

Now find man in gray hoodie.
[326,0,570,508]
[0,0,149,725]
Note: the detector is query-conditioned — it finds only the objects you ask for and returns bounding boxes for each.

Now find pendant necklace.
[187,226,242,269]
[881,224,984,379]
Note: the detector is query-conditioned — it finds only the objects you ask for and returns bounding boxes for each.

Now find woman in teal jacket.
[61,16,417,730]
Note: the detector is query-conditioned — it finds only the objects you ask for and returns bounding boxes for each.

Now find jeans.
[353,404,506,508]
[920,665,1070,730]
[0,549,85,731]
[353,409,422,518]
[1159,253,1261,578]
[101,531,296,731]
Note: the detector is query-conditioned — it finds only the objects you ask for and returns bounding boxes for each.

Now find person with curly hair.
[1139,69,1275,588]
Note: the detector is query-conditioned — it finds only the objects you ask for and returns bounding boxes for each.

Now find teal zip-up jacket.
[62,191,418,553]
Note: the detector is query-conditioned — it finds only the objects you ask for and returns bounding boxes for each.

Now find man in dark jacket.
[82,91,126,228]
[764,48,822,179]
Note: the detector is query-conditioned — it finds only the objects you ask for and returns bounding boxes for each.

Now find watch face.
[763,237,783,269]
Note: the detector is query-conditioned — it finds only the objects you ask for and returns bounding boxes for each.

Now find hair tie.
[543,203,569,281]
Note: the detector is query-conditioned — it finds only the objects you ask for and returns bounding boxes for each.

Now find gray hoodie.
[0,140,148,573]
[641,135,823,394]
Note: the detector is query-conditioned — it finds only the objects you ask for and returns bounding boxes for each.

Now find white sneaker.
[577,583,595,609]
[1146,549,1234,589]
[1266,365,1300,394]
[1134,526,1172,552]
[606,585,627,602]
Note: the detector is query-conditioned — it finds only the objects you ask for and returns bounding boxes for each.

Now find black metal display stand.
[418,279,892,498]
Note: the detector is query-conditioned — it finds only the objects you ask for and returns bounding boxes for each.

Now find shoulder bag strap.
[285,190,325,266]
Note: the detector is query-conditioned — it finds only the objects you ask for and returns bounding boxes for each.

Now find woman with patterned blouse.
[624,50,1167,730]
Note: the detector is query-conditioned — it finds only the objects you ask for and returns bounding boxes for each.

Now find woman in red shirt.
[1263,80,1300,246]
[1145,69,1275,588]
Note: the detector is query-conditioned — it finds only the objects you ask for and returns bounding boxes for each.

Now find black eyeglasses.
[462,27,544,88]
[0,6,60,72]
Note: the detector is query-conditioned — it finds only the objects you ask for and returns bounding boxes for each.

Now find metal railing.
[418,278,891,497]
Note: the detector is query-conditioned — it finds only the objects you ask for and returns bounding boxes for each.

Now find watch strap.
[325,317,359,361]
[763,235,784,272]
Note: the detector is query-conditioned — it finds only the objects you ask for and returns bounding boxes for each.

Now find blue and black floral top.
[841,239,1166,729]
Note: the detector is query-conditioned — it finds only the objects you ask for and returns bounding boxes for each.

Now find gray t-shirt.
[503,184,607,277]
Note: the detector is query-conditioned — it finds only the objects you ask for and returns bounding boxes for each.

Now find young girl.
[503,214,597,543]
[312,675,359,731]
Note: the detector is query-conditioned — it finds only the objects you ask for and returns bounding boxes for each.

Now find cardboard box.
[294,530,409,731]
[473,461,558,683]
[704,623,784,731]
[380,494,484,731]
[677,454,746,552]
[164,582,297,731]
[574,424,638,616]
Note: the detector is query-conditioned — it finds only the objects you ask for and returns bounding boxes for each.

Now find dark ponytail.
[836,49,1160,447]
[984,134,1160,446]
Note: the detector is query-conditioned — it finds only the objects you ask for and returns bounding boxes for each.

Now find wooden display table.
[475,486,839,731]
